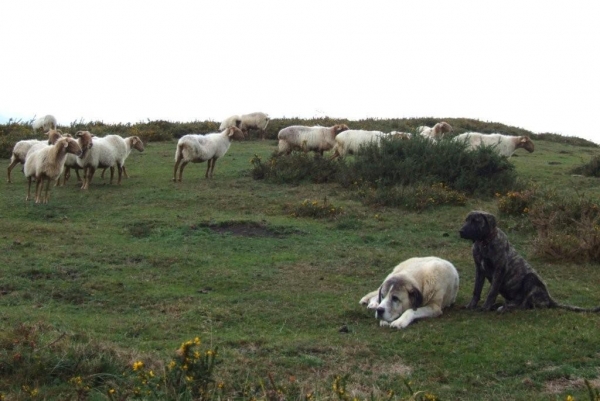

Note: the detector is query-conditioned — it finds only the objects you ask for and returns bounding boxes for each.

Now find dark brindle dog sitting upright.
[459,210,600,312]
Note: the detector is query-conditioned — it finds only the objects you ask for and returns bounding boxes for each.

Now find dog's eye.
[392,296,400,303]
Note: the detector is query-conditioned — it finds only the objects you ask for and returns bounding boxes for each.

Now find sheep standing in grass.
[173,126,245,182]
[77,135,144,189]
[453,132,535,157]
[31,115,57,133]
[417,122,453,141]
[7,129,64,183]
[331,129,398,159]
[99,136,145,183]
[24,137,82,203]
[57,131,95,186]
[220,112,270,139]
[277,124,349,156]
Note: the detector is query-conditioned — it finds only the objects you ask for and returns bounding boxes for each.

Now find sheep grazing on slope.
[220,112,270,139]
[417,122,453,141]
[173,126,245,182]
[277,124,349,156]
[331,129,399,159]
[24,137,83,203]
[453,132,535,157]
[57,131,95,186]
[7,129,64,183]
[31,115,57,133]
[77,135,144,189]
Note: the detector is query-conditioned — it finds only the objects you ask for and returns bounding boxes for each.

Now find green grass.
[1,135,600,400]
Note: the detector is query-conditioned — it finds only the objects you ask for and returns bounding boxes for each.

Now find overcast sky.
[1,1,599,143]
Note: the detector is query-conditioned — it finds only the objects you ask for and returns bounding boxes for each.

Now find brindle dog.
[459,210,600,312]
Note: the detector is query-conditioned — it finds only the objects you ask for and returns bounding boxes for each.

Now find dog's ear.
[408,287,423,310]
[482,212,497,231]
[377,286,383,303]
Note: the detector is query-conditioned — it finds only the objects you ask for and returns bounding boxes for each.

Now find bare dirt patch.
[200,221,304,238]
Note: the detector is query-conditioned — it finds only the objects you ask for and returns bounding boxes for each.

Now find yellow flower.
[109,389,115,394]
[193,337,201,345]
[217,382,225,389]
[566,396,575,401]
[168,360,176,369]
[148,370,155,377]
[133,361,144,371]
[186,375,193,382]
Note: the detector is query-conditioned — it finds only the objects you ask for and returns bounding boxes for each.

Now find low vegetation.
[1,118,599,400]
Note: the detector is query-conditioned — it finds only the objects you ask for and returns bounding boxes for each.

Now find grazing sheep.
[453,132,535,157]
[77,135,143,189]
[31,115,57,133]
[219,115,242,131]
[173,126,245,182]
[417,122,453,141]
[277,124,349,156]
[7,129,64,183]
[240,112,270,139]
[57,131,95,186]
[331,129,401,159]
[24,137,82,203]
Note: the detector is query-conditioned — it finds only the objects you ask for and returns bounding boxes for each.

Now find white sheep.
[31,115,57,133]
[453,132,535,157]
[331,129,393,159]
[56,131,95,186]
[173,126,245,182]
[240,112,270,139]
[77,135,144,189]
[219,115,241,131]
[99,136,145,183]
[416,122,453,141]
[277,124,349,156]
[7,129,64,183]
[24,136,83,203]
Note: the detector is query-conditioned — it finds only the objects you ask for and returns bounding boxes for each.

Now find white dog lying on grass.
[359,257,459,329]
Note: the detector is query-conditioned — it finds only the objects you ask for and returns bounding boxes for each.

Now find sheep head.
[75,131,94,158]
[433,122,453,137]
[131,136,145,152]
[333,124,349,136]
[227,126,246,141]
[60,137,83,157]
[517,136,535,153]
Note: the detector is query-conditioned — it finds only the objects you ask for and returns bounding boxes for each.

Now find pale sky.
[2,1,600,144]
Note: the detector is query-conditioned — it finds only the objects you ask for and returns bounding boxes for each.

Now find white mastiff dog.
[359,257,459,329]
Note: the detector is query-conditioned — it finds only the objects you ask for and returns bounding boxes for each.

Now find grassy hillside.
[1,120,600,400]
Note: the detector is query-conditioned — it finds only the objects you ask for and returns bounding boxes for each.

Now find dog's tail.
[551,299,600,313]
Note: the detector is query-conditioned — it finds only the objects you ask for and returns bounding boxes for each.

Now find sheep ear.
[520,137,527,143]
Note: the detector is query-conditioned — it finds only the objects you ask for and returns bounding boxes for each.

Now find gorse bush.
[287,197,344,219]
[571,155,600,177]
[497,187,538,216]
[357,182,467,211]
[527,190,600,263]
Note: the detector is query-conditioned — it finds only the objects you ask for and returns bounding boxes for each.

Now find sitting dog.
[459,210,600,312]
[359,256,459,329]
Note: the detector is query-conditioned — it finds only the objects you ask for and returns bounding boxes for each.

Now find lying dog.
[459,210,600,312]
[359,257,459,329]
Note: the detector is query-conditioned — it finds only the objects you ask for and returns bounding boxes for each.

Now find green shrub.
[358,182,467,211]
[286,197,344,219]
[572,155,600,177]
[497,187,538,216]
[340,134,519,197]
[250,152,343,184]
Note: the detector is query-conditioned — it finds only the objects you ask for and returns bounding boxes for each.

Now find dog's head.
[459,210,497,242]
[375,275,423,322]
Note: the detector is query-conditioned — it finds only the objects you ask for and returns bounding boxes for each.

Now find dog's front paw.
[389,317,410,329]
[379,320,390,327]
[367,299,379,309]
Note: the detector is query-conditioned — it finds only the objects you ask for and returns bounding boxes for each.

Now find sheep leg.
[26,177,33,201]
[83,167,96,190]
[34,178,43,203]
[7,159,20,183]
[116,164,123,185]
[43,179,52,203]
[177,161,188,182]
[100,168,106,179]
[109,166,115,184]
[206,158,216,179]
[205,160,212,179]
[122,165,129,178]
[75,169,82,182]
[173,158,182,182]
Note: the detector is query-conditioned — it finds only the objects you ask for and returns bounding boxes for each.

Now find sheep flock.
[5,114,537,204]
